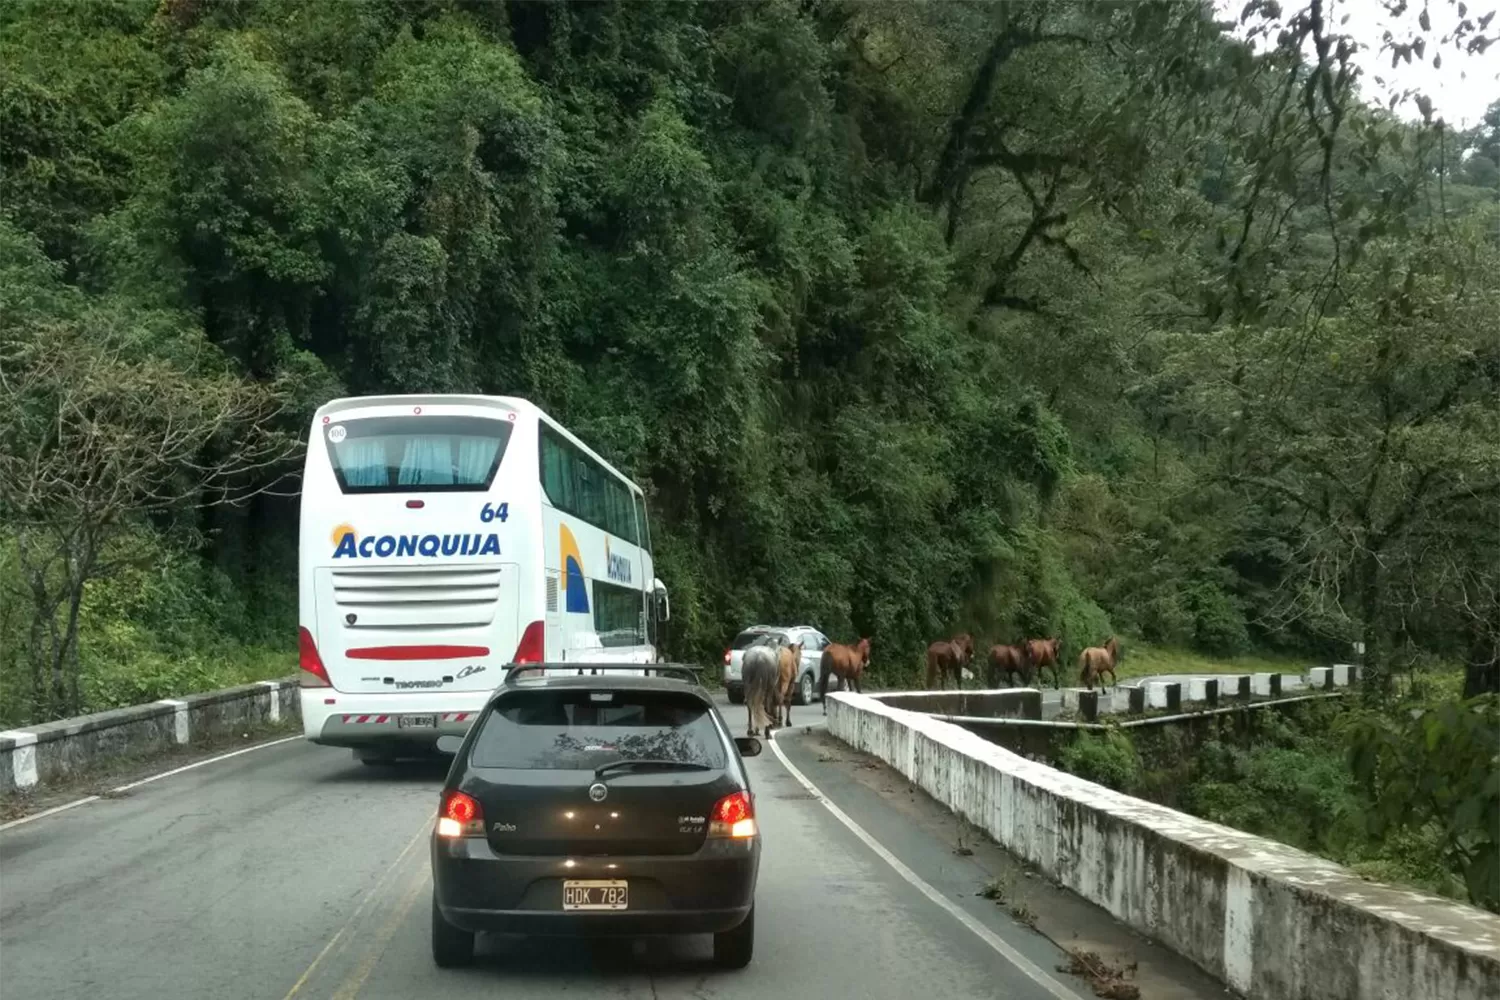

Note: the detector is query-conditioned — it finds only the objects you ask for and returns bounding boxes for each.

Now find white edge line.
[112,735,301,792]
[0,795,102,832]
[768,731,1084,1000]
[0,735,301,833]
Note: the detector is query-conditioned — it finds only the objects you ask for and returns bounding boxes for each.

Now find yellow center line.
[279,815,433,1000]
[330,866,430,1000]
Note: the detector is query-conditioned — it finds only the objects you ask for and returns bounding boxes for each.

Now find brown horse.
[774,642,803,729]
[986,643,1031,688]
[925,633,974,690]
[819,637,871,713]
[1078,636,1120,690]
[1023,637,1063,689]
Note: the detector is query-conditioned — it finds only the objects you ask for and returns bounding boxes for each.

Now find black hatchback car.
[430,665,763,969]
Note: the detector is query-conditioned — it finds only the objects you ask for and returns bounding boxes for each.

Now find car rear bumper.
[432,836,759,936]
[441,904,753,937]
[300,689,488,748]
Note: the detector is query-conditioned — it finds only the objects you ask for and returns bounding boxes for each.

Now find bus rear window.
[323,415,513,493]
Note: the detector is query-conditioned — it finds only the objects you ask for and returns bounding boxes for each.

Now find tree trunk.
[1462,631,1500,698]
[1359,554,1390,696]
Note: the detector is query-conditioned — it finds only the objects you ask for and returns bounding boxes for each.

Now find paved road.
[0,698,1120,1000]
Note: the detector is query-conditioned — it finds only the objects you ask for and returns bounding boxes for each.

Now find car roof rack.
[502,663,704,686]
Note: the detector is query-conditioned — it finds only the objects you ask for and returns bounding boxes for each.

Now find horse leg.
[819,665,830,715]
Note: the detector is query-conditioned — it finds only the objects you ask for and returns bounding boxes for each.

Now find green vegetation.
[1054,696,1500,912]
[1105,641,1310,681]
[1,0,1495,763]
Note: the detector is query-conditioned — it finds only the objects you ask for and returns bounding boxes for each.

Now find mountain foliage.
[1,0,1496,727]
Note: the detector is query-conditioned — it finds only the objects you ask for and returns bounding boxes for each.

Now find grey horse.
[741,638,783,737]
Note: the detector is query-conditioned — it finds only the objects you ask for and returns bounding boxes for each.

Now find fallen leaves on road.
[1059,950,1141,1000]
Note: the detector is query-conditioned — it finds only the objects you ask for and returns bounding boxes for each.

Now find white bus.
[297,394,671,762]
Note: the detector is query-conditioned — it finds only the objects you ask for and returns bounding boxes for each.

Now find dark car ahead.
[430,665,763,969]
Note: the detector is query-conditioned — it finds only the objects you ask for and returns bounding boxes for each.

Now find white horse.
[741,637,783,737]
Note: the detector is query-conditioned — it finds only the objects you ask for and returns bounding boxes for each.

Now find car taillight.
[708,790,757,839]
[299,627,331,688]
[436,789,484,838]
[512,620,545,664]
[723,648,731,666]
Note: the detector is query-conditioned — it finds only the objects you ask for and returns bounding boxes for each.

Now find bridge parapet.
[826,690,1500,1000]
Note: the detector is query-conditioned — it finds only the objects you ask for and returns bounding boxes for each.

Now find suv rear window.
[469,690,727,770]
[324,415,513,493]
[731,630,780,650]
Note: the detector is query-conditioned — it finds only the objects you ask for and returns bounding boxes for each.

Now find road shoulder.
[0,718,299,825]
[776,725,1229,1000]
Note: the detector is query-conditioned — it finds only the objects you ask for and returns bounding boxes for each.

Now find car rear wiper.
[594,759,713,778]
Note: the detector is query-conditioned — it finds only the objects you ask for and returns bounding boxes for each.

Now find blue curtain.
[398,438,453,486]
[339,440,389,487]
[456,437,499,484]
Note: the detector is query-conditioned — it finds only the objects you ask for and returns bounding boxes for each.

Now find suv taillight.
[707,790,756,839]
[436,789,484,838]
[723,648,731,666]
[299,627,331,688]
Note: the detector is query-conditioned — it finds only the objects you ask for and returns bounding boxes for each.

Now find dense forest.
[1,0,1496,737]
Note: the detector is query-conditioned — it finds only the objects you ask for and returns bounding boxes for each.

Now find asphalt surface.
[0,694,1204,1000]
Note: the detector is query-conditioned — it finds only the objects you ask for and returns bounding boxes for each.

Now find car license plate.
[397,714,437,729]
[562,880,628,911]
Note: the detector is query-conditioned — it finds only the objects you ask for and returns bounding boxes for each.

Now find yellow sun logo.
[331,523,356,548]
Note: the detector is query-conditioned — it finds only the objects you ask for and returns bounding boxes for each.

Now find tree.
[1163,223,1500,685]
[0,225,296,718]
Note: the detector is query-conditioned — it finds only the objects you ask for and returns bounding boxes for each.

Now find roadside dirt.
[0,718,299,824]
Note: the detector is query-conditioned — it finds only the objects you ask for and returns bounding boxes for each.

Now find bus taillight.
[512,620,545,665]
[299,626,331,688]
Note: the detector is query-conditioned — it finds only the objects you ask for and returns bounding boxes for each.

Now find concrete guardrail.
[0,678,298,795]
[871,688,1043,719]
[825,690,1500,1000]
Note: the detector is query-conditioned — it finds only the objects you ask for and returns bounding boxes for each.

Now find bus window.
[326,415,513,493]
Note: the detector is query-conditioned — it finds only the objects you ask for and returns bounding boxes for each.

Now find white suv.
[722,625,831,706]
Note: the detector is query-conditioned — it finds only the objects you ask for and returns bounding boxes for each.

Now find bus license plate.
[562,880,628,911]
[397,714,437,729]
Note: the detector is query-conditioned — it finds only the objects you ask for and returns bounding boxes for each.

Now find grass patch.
[79,641,294,714]
[1,641,293,728]
[1113,642,1313,681]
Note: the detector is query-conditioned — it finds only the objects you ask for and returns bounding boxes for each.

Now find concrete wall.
[0,679,298,795]
[826,691,1500,1000]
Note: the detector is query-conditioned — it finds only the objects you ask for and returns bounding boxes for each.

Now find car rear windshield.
[323,415,513,493]
[469,689,727,770]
